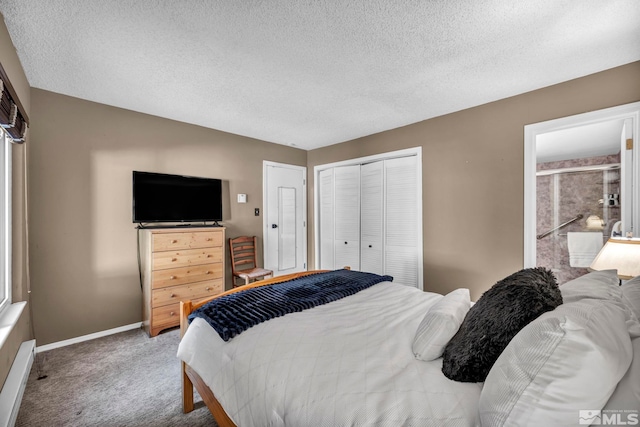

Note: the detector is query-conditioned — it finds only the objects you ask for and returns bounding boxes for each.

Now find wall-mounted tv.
[132,171,223,224]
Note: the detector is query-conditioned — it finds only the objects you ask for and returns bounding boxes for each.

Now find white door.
[333,165,360,270]
[620,118,635,236]
[360,161,384,274]
[315,148,423,289]
[264,162,307,276]
[385,156,420,287]
[318,168,335,270]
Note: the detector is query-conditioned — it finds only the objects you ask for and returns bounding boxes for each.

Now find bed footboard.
[179,268,347,425]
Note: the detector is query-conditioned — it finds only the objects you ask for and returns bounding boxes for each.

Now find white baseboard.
[36,322,142,353]
[0,339,35,427]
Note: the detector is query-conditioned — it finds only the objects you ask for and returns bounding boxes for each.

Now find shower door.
[536,162,621,284]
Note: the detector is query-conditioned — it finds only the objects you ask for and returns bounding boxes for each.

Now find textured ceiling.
[1,1,639,150]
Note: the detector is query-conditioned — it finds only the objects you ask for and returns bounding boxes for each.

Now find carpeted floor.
[15,327,217,427]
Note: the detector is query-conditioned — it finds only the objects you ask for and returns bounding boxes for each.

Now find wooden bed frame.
[179,269,337,427]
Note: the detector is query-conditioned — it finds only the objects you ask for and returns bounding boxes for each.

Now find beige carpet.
[16,327,216,427]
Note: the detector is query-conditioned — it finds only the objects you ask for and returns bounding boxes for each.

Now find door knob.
[272,224,278,228]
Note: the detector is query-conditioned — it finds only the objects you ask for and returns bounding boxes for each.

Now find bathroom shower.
[536,158,621,284]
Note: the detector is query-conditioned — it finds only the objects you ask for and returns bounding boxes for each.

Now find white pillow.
[412,288,470,361]
[479,298,633,427]
[622,276,640,320]
[560,269,620,303]
[605,277,640,411]
[561,270,640,338]
[604,337,640,411]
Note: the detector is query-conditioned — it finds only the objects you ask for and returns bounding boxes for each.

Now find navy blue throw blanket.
[189,269,393,341]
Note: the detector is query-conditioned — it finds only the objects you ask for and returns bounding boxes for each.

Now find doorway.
[263,161,307,276]
[524,102,640,278]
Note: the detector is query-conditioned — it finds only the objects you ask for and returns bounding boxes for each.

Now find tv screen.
[132,171,223,224]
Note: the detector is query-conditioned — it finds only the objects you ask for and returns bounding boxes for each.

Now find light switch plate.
[237,194,247,203]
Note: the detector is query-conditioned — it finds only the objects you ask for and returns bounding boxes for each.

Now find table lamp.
[589,237,640,280]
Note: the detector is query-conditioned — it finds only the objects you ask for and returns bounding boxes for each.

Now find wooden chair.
[229,236,273,287]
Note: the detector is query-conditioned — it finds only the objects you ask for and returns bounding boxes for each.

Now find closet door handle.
[344,241,348,244]
[368,245,372,248]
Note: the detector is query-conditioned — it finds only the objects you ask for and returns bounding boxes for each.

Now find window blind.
[0,63,28,143]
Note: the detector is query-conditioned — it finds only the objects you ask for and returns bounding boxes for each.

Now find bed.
[177,268,640,427]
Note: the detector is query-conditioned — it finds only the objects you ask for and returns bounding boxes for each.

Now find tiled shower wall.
[536,154,621,284]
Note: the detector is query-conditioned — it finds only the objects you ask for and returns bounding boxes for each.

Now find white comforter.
[177,281,482,426]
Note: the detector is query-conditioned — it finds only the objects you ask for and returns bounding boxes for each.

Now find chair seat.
[237,267,273,281]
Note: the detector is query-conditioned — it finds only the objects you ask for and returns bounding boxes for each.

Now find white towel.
[567,232,603,268]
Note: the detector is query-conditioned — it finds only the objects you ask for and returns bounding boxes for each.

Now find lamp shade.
[589,238,640,280]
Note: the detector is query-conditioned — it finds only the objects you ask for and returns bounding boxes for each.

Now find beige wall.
[15,35,640,346]
[0,14,31,389]
[308,61,640,301]
[29,89,306,345]
[29,61,640,346]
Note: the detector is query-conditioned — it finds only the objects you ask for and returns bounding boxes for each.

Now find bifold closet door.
[385,156,419,287]
[333,165,360,270]
[360,161,384,275]
[318,168,335,270]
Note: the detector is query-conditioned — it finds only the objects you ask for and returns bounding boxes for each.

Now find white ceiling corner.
[0,0,639,151]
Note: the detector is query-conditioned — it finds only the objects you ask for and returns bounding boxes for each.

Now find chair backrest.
[229,236,258,275]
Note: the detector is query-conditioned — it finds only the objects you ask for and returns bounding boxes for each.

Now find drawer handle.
[170,311,175,316]
[207,254,212,258]
[171,240,178,243]
[206,238,212,241]
[170,275,176,280]
[171,258,177,262]
[207,271,213,275]
[205,287,211,291]
[169,293,175,298]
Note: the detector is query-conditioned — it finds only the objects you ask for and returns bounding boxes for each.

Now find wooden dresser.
[139,227,225,337]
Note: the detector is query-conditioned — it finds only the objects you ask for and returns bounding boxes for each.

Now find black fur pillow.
[441,267,562,383]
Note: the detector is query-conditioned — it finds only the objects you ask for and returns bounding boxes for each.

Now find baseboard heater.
[0,340,35,427]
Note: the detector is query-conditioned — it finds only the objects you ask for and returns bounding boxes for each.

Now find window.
[0,129,10,314]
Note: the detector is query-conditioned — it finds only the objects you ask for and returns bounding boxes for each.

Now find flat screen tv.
[132,171,222,224]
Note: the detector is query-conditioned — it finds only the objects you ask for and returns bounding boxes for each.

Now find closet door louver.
[360,161,384,275]
[317,152,421,288]
[384,156,419,287]
[333,165,360,270]
[318,168,335,269]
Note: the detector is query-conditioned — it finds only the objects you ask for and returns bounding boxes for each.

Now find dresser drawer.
[141,227,226,337]
[152,304,181,329]
[152,263,223,289]
[152,247,223,270]
[152,279,224,308]
[152,231,223,252]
